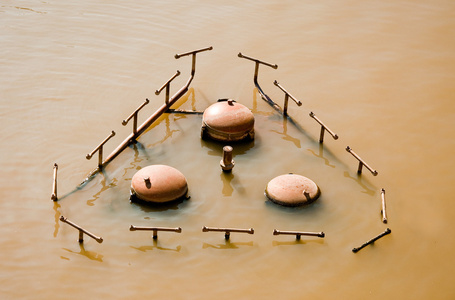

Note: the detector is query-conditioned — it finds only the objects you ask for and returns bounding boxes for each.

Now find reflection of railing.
[130,225,182,240]
[60,216,103,243]
[51,163,58,201]
[238,52,280,112]
[273,80,302,116]
[86,131,116,168]
[309,112,339,143]
[202,226,254,240]
[346,146,378,176]
[122,98,149,135]
[273,229,325,240]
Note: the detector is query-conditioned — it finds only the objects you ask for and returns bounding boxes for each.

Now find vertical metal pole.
[78,230,84,243]
[357,161,364,174]
[283,94,289,116]
[381,188,388,223]
[319,126,325,143]
[98,146,103,168]
[165,84,170,105]
[133,113,138,135]
[153,230,158,240]
[254,61,259,82]
[51,163,58,201]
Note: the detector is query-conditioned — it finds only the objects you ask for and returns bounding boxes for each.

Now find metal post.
[129,225,182,240]
[122,98,150,135]
[51,163,58,201]
[273,80,302,116]
[273,229,325,240]
[155,71,181,105]
[220,145,235,172]
[309,112,339,143]
[238,52,280,112]
[59,216,103,243]
[381,188,388,224]
[86,130,116,168]
[352,228,391,253]
[345,146,378,176]
[202,226,254,240]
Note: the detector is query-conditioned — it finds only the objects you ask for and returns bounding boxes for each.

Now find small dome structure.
[201,99,254,142]
[265,173,320,206]
[130,165,188,203]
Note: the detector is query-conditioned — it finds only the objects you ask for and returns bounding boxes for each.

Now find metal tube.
[273,81,302,116]
[130,225,182,240]
[238,52,278,69]
[345,146,378,176]
[82,47,212,180]
[202,226,254,240]
[220,146,234,172]
[352,228,391,253]
[309,112,339,143]
[273,229,325,240]
[59,216,103,243]
[174,46,213,59]
[51,163,58,201]
[155,71,181,97]
[381,188,388,224]
[86,130,116,159]
[122,98,150,135]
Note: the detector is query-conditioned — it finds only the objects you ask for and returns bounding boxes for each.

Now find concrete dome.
[265,173,320,206]
[130,165,188,203]
[201,99,254,142]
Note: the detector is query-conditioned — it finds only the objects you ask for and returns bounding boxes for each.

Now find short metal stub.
[220,145,235,172]
[201,99,254,142]
[131,165,188,203]
[265,173,320,206]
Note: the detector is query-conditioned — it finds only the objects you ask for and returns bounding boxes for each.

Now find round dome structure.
[265,173,320,206]
[201,99,254,142]
[130,165,188,203]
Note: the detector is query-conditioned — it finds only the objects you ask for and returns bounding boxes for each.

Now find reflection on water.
[62,244,104,262]
[131,239,182,252]
[272,239,325,247]
[307,143,336,168]
[202,241,254,250]
[53,201,61,238]
[343,170,376,196]
[130,197,190,212]
[270,117,302,148]
[86,170,118,206]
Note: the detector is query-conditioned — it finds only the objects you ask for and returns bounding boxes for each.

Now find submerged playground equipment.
[53,46,390,253]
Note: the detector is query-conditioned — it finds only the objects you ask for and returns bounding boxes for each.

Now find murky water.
[1,1,455,299]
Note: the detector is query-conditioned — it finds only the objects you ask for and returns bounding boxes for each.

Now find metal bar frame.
[345,146,378,176]
[273,80,302,116]
[381,188,388,224]
[51,163,58,201]
[130,225,182,240]
[60,216,103,243]
[309,112,339,143]
[352,228,391,253]
[202,226,254,240]
[155,71,181,104]
[86,131,116,168]
[122,98,150,135]
[273,229,325,240]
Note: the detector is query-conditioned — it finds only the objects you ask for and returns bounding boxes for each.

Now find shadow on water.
[130,196,190,213]
[220,171,246,197]
[307,143,336,168]
[202,240,254,250]
[201,136,255,157]
[343,171,376,196]
[86,169,118,206]
[130,239,181,252]
[272,238,325,247]
[270,117,302,148]
[61,244,104,262]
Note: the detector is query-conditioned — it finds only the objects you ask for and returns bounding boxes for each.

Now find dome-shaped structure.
[201,99,254,142]
[265,173,320,206]
[130,165,188,203]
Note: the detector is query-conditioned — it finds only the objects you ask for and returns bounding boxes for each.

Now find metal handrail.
[381,188,388,224]
[273,229,325,240]
[345,146,378,176]
[238,52,281,112]
[122,98,150,135]
[51,163,58,201]
[60,216,103,243]
[155,71,180,104]
[130,225,182,240]
[202,226,254,240]
[309,112,339,143]
[273,80,302,116]
[86,131,116,168]
[352,228,391,253]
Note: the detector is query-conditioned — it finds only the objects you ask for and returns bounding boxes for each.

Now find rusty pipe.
[202,226,254,240]
[220,145,235,172]
[273,80,302,116]
[155,70,181,104]
[238,52,278,70]
[86,130,116,168]
[352,228,391,253]
[130,225,182,240]
[273,229,325,240]
[175,46,213,59]
[381,188,388,224]
[309,112,339,143]
[51,163,58,201]
[59,216,103,243]
[122,98,150,135]
[345,146,378,176]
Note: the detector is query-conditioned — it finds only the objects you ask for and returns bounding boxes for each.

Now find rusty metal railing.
[352,228,391,253]
[309,112,339,143]
[381,188,388,224]
[273,81,302,116]
[130,225,182,240]
[51,163,58,201]
[155,71,181,105]
[60,216,103,243]
[122,98,150,135]
[345,146,378,176]
[202,226,254,240]
[86,131,116,168]
[273,229,325,240]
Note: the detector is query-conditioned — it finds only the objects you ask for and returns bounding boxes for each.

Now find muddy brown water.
[1,1,455,299]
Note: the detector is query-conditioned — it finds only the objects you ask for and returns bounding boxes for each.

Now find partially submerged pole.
[273,80,302,116]
[345,146,378,176]
[352,228,391,253]
[60,216,103,243]
[381,188,388,224]
[51,163,58,201]
[130,225,182,240]
[309,112,339,143]
[86,131,116,168]
[202,226,254,240]
[273,229,325,240]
